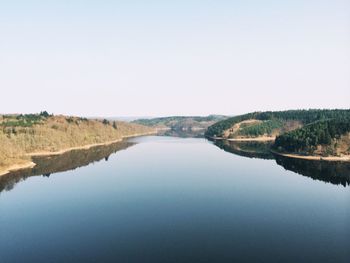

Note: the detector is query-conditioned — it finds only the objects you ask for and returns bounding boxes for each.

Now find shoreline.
[227,137,275,142]
[0,161,36,177]
[209,136,350,162]
[271,150,350,162]
[0,131,156,177]
[27,131,156,157]
[207,136,275,142]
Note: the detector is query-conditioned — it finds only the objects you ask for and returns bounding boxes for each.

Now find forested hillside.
[206,109,350,158]
[205,109,350,138]
[274,118,350,156]
[0,112,155,174]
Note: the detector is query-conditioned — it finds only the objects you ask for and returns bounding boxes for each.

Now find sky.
[1,0,349,117]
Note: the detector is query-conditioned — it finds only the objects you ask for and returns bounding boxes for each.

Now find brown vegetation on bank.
[0,114,155,175]
[222,119,301,140]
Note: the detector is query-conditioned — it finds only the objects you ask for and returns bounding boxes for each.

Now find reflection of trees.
[0,141,135,193]
[212,139,350,187]
[274,155,350,187]
[214,140,275,160]
[158,129,205,138]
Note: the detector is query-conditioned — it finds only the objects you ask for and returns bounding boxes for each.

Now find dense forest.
[205,109,350,137]
[273,118,350,155]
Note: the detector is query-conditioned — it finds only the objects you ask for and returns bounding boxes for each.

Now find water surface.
[0,136,349,263]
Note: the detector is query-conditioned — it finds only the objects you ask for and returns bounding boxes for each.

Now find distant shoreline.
[0,131,156,177]
[271,150,350,162]
[227,136,275,142]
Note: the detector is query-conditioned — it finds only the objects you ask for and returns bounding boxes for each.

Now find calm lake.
[0,136,349,263]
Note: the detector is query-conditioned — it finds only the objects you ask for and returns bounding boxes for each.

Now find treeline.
[205,109,350,137]
[1,111,52,128]
[133,115,227,130]
[1,112,120,131]
[134,115,226,126]
[273,118,350,154]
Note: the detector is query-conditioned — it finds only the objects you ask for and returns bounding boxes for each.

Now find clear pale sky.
[1,0,349,117]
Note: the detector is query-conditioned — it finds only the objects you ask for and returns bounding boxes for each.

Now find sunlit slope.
[0,112,155,172]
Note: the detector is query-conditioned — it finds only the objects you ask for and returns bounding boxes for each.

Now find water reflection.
[275,155,350,187]
[157,129,205,138]
[214,140,275,160]
[0,141,135,193]
[213,139,350,187]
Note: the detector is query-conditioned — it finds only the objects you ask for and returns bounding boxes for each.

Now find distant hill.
[133,115,228,131]
[0,112,155,174]
[205,109,350,158]
[89,116,152,122]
